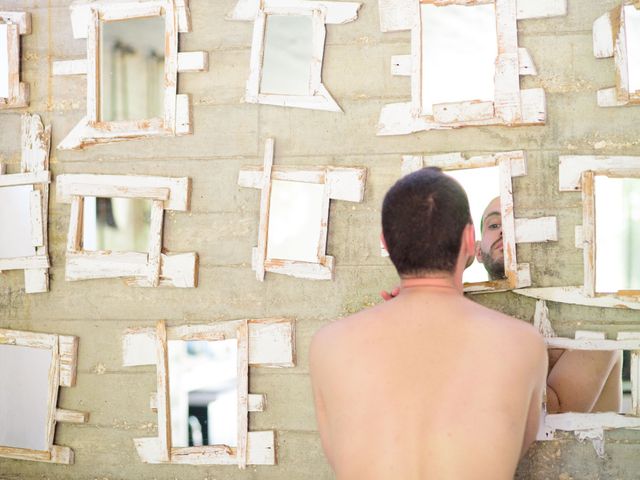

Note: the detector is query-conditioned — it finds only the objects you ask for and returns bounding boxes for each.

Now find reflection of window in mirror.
[420,4,498,115]
[168,339,238,448]
[0,23,9,99]
[260,15,314,96]
[594,177,640,293]
[0,185,36,259]
[100,16,165,122]
[82,197,152,253]
[445,167,502,284]
[625,5,640,94]
[266,180,325,263]
[0,344,53,451]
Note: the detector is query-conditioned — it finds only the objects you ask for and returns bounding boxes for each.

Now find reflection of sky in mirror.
[168,339,238,448]
[0,185,36,259]
[420,4,497,116]
[624,6,640,93]
[267,180,325,263]
[0,24,9,98]
[445,167,500,284]
[0,344,52,451]
[595,176,640,292]
[82,197,151,253]
[260,15,314,96]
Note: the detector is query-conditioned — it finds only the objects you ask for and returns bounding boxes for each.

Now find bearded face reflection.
[476,197,505,281]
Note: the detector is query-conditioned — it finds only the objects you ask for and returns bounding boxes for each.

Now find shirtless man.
[310,168,547,480]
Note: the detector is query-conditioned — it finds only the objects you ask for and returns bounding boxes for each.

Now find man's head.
[382,167,473,278]
[476,196,505,280]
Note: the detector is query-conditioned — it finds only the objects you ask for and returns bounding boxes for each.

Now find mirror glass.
[594,176,640,292]
[0,185,36,259]
[445,167,502,284]
[82,197,152,253]
[99,16,165,122]
[624,5,640,93]
[420,4,498,116]
[267,180,325,263]
[168,339,238,448]
[546,349,630,414]
[0,344,52,451]
[260,15,314,96]
[0,24,9,98]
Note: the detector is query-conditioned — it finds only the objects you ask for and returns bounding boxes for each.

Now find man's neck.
[400,276,463,295]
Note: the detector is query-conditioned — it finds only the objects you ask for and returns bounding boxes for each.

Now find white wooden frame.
[515,156,640,309]
[238,139,367,281]
[56,173,198,288]
[228,0,361,112]
[400,151,558,292]
[593,2,640,107]
[53,0,208,150]
[0,115,51,294]
[0,328,88,464]
[122,318,295,466]
[376,0,567,135]
[0,11,30,109]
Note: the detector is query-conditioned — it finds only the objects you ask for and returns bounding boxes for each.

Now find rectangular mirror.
[168,339,238,448]
[0,23,8,99]
[594,176,640,293]
[445,167,502,284]
[99,16,165,122]
[82,197,152,253]
[420,4,498,115]
[266,179,326,263]
[0,185,36,259]
[260,14,314,96]
[625,5,640,94]
[0,343,53,451]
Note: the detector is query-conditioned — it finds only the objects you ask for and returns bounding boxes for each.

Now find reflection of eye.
[488,223,501,230]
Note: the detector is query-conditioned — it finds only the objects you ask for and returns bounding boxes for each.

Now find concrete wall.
[0,0,639,478]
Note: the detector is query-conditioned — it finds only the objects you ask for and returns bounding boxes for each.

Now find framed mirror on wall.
[122,318,296,467]
[0,11,30,109]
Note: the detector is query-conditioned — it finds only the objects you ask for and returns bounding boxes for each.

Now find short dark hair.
[382,167,472,277]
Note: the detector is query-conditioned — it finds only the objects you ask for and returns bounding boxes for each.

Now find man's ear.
[475,240,482,262]
[380,232,388,251]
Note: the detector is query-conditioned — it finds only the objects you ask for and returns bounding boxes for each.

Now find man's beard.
[480,249,505,280]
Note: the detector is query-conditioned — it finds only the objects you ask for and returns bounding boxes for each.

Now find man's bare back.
[311,285,547,480]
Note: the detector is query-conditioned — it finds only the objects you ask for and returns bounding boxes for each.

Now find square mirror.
[0,23,9,99]
[168,339,238,448]
[99,16,165,122]
[0,185,37,259]
[82,197,152,253]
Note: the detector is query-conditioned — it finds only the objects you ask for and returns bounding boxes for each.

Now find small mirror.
[266,180,325,263]
[0,344,53,451]
[260,15,314,96]
[168,339,238,448]
[594,176,640,293]
[445,167,502,284]
[0,185,36,259]
[0,23,9,99]
[625,5,640,94]
[82,197,152,253]
[99,16,165,122]
[420,4,498,115]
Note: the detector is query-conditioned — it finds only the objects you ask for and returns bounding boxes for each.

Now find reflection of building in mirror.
[595,177,640,293]
[100,16,165,122]
[168,339,238,448]
[82,197,152,253]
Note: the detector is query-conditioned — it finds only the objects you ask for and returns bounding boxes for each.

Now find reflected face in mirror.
[82,197,152,253]
[168,339,238,448]
[99,16,165,122]
[260,15,314,96]
[0,344,53,451]
[0,185,36,259]
[476,197,505,281]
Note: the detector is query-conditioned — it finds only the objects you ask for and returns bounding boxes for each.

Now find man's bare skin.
[310,224,547,480]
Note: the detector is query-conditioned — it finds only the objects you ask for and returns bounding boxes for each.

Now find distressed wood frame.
[0,115,51,293]
[238,139,367,281]
[593,1,640,107]
[0,328,88,464]
[52,0,208,150]
[400,151,558,292]
[376,0,567,135]
[122,318,295,466]
[515,156,640,309]
[56,173,198,288]
[0,11,30,109]
[228,0,361,112]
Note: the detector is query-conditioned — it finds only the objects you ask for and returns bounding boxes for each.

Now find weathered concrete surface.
[1,0,640,478]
